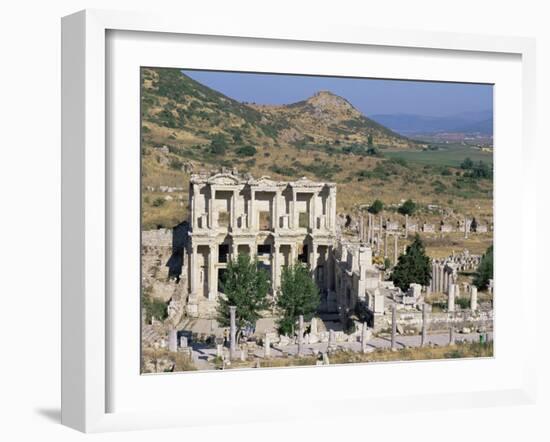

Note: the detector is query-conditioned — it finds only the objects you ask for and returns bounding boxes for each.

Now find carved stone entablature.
[206,173,246,186]
[248,175,280,190]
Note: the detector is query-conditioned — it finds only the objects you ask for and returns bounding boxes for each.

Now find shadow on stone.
[166,221,189,282]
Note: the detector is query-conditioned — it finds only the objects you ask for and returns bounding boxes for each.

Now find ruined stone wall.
[373,309,493,334]
[142,228,173,248]
[141,227,188,326]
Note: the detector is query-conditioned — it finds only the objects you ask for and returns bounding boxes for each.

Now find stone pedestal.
[470,286,478,311]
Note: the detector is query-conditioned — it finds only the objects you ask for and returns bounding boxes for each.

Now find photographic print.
[140,67,494,373]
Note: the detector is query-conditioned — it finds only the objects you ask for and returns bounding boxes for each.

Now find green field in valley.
[384,146,493,167]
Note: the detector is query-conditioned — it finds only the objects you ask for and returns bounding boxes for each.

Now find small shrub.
[455,297,470,309]
[152,197,165,207]
[368,199,384,214]
[398,199,416,215]
[169,158,183,170]
[235,145,257,157]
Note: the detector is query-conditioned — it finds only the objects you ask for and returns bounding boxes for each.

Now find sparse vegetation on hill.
[140,67,493,229]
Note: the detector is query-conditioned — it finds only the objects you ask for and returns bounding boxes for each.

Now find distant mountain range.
[369,110,493,136]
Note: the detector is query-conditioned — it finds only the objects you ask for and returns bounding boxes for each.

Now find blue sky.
[182,70,493,118]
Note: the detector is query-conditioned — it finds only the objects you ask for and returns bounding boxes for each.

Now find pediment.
[250,175,279,188]
[207,173,242,185]
[290,176,324,188]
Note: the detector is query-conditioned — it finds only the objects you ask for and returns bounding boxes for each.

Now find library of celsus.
[185,170,340,316]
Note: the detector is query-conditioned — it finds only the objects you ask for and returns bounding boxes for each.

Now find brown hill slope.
[250,90,411,149]
[140,68,491,230]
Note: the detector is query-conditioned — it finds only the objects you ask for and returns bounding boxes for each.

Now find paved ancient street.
[189,331,493,370]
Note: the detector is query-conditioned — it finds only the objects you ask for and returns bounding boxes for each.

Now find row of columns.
[189,240,332,299]
[192,184,336,232]
[430,262,455,294]
[360,213,401,264]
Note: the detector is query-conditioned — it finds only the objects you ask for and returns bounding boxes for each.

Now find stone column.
[168,328,178,352]
[367,213,372,244]
[327,246,334,292]
[189,244,197,295]
[421,303,428,347]
[329,186,336,229]
[229,306,237,360]
[384,231,388,259]
[264,333,271,358]
[376,232,381,255]
[231,188,238,230]
[208,244,217,301]
[310,242,318,274]
[448,283,456,312]
[209,185,217,229]
[391,303,397,350]
[393,234,398,265]
[361,322,369,353]
[291,188,297,229]
[297,315,304,356]
[191,183,197,229]
[430,261,435,292]
[249,188,256,230]
[274,189,281,230]
[272,243,280,293]
[310,192,317,231]
[405,214,409,239]
[464,217,468,239]
[470,285,478,311]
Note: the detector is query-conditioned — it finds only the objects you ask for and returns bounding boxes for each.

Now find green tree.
[391,234,431,291]
[276,263,320,335]
[209,134,228,155]
[398,199,417,216]
[366,146,379,156]
[368,199,384,214]
[235,145,257,157]
[367,133,374,147]
[216,254,270,340]
[473,245,493,290]
[469,161,492,179]
[461,157,474,170]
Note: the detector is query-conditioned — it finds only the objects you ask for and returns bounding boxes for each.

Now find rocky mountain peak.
[307,90,353,108]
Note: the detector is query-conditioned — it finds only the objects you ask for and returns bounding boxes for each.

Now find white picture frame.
[61,9,537,433]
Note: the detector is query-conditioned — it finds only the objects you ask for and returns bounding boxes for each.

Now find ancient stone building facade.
[185,171,337,317]
[333,242,381,316]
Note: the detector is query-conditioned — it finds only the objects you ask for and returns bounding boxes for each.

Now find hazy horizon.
[182,69,493,119]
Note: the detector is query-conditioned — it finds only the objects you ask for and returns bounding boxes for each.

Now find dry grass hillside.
[140,67,493,232]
